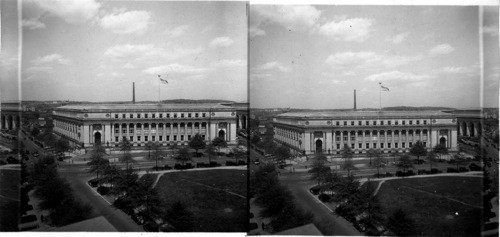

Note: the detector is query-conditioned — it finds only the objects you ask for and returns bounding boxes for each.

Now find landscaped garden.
[376,176,483,236]
[0,169,20,231]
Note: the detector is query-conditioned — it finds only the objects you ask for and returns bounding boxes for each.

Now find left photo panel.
[1,0,249,233]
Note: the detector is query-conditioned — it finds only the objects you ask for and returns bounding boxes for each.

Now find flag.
[158,75,168,84]
[379,82,389,91]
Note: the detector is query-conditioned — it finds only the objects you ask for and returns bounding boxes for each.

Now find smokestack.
[133,82,135,104]
[354,89,357,110]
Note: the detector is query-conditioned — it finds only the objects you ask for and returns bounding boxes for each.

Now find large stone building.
[53,103,247,148]
[273,110,459,155]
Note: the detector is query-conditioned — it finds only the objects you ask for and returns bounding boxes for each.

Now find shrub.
[396,171,404,177]
[196,162,208,168]
[88,178,100,187]
[226,152,234,157]
[318,193,331,202]
[447,167,458,173]
[309,186,320,195]
[469,163,481,171]
[209,161,221,167]
[385,172,393,177]
[97,186,109,195]
[458,167,469,172]
[417,169,427,175]
[406,170,415,176]
[163,164,172,170]
[226,161,237,166]
[237,160,247,165]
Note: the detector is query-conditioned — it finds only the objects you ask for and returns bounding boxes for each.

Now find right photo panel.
[249,5,499,236]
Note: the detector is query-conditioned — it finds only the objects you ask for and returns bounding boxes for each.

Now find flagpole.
[379,84,382,111]
[158,76,161,104]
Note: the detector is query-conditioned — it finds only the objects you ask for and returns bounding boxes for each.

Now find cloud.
[209,37,234,48]
[364,71,432,82]
[483,25,499,37]
[99,10,151,34]
[30,0,101,24]
[252,5,321,32]
[249,26,266,37]
[104,44,202,63]
[325,51,422,70]
[211,59,245,68]
[429,44,455,56]
[33,54,71,65]
[22,18,46,29]
[387,32,409,44]
[439,66,476,74]
[123,63,135,69]
[318,18,374,42]
[143,63,212,75]
[163,25,190,38]
[252,61,291,73]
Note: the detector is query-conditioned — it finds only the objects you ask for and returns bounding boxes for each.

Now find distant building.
[273,110,458,155]
[52,103,247,148]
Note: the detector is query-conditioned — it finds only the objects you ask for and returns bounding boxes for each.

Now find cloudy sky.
[1,0,247,102]
[250,5,499,109]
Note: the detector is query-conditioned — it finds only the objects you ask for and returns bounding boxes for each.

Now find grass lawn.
[155,169,247,232]
[0,169,20,231]
[376,176,483,236]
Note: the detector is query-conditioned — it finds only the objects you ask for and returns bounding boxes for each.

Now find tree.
[367,149,381,167]
[410,141,427,162]
[250,132,261,145]
[426,151,437,170]
[166,201,194,232]
[232,146,247,163]
[118,138,133,168]
[55,138,70,154]
[211,137,227,153]
[188,133,206,155]
[275,145,291,170]
[175,147,191,165]
[87,156,109,179]
[397,154,413,175]
[453,153,466,170]
[31,127,40,137]
[371,150,384,178]
[386,208,416,236]
[206,143,217,164]
[146,142,163,170]
[308,154,330,186]
[146,141,154,160]
[341,145,355,176]
[433,144,448,160]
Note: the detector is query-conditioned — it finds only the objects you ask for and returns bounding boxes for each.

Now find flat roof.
[55,103,234,112]
[276,223,323,235]
[54,216,117,232]
[276,110,453,120]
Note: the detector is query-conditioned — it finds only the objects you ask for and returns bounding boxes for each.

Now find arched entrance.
[315,139,323,153]
[218,130,226,140]
[439,137,446,147]
[94,132,102,145]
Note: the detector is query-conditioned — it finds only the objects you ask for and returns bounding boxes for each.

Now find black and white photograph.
[248,4,499,236]
[1,0,248,233]
[0,0,499,236]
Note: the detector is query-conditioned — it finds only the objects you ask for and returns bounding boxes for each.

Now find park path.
[136,166,247,189]
[366,171,483,196]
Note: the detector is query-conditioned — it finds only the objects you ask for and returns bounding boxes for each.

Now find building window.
[358,143,362,149]
[381,143,384,148]
[202,113,206,117]
[174,135,177,141]
[423,120,427,124]
[336,144,340,149]
[123,136,126,141]
[145,136,148,141]
[115,114,118,118]
[122,114,126,118]
[115,129,119,133]
[416,120,420,125]
[388,143,391,148]
[344,121,347,126]
[159,114,163,118]
[195,113,199,118]
[145,114,148,119]
[402,120,406,125]
[373,143,377,148]
[166,114,170,118]
[358,121,362,125]
[395,121,399,125]
[188,113,192,118]
[130,114,134,118]
[181,114,184,118]
[366,121,369,125]
[366,143,370,149]
[381,121,384,125]
[423,142,427,147]
[409,142,413,147]
[152,136,155,141]
[159,136,163,141]
[402,142,406,148]
[388,121,392,125]
[188,135,191,140]
[395,143,398,148]
[202,135,205,140]
[130,128,133,133]
[351,121,355,126]
[122,128,126,133]
[137,136,141,141]
[130,136,133,141]
[115,136,119,142]
[181,135,184,141]
[351,144,355,149]
[152,114,156,118]
[336,121,340,126]
[174,114,177,118]
[166,136,170,141]
[137,114,141,118]
[373,121,377,125]
[409,120,413,125]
